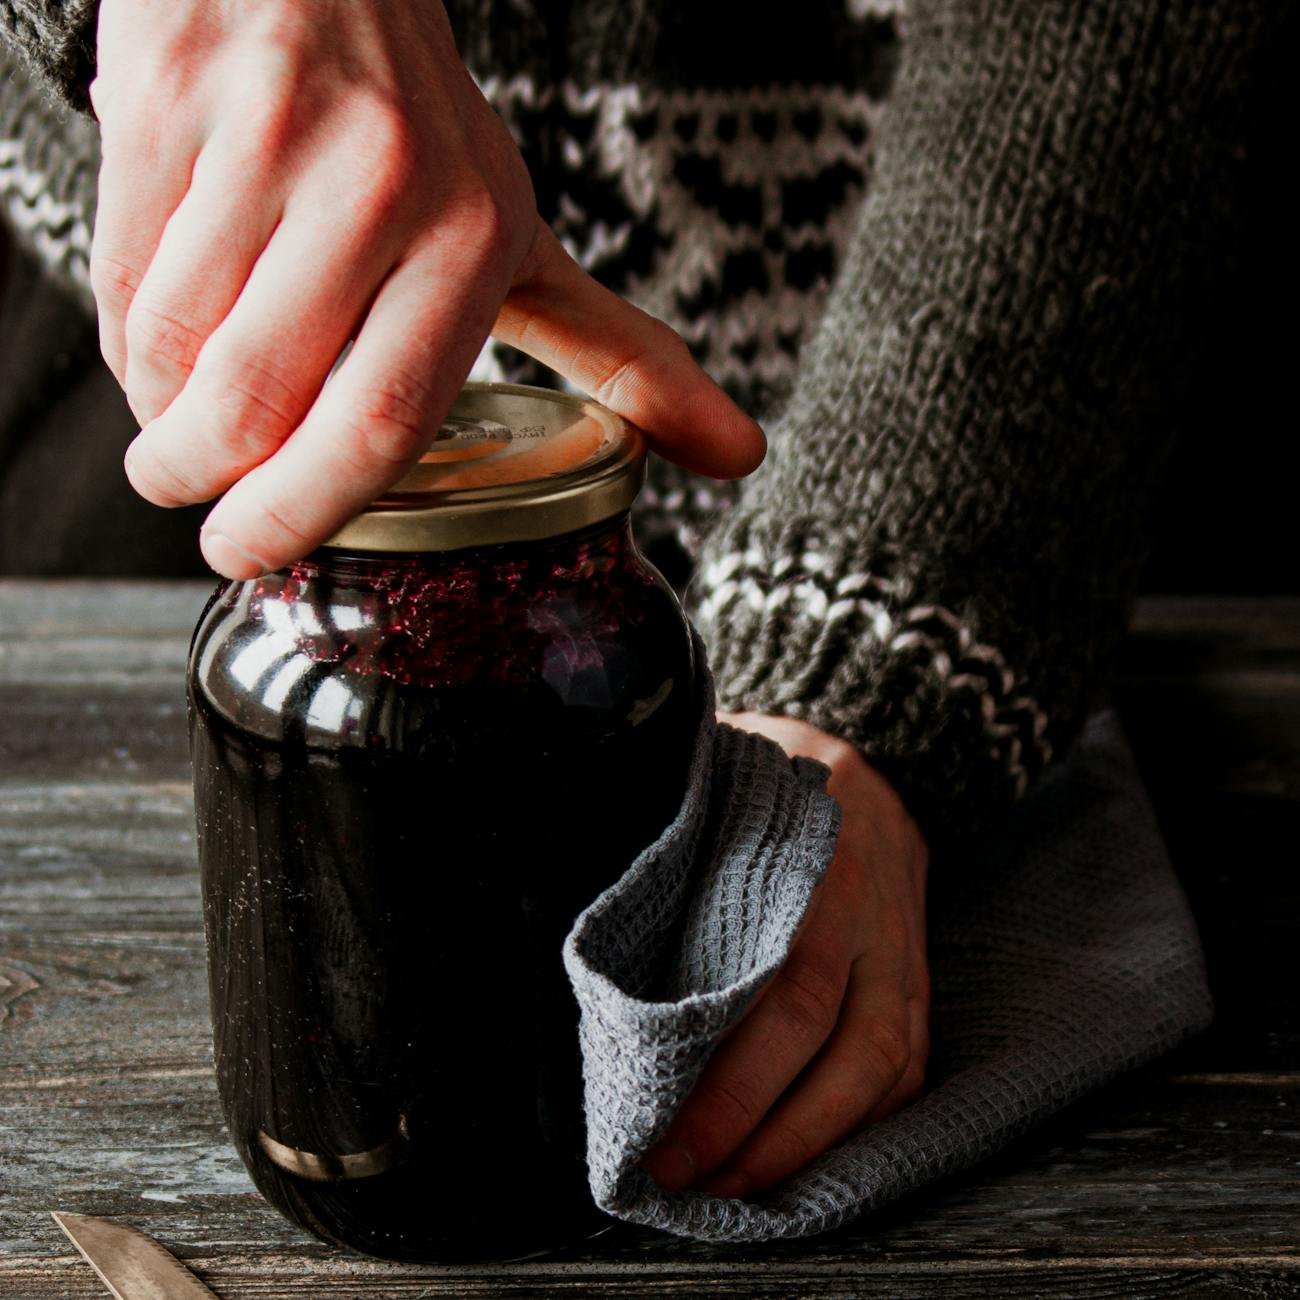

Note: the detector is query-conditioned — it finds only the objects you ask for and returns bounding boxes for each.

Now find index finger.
[199,234,506,578]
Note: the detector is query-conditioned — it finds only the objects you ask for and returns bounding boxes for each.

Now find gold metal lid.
[324,382,645,553]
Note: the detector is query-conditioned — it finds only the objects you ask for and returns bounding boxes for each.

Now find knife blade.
[51,1211,219,1300]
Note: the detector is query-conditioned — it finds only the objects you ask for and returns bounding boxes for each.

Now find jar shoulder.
[188,556,694,750]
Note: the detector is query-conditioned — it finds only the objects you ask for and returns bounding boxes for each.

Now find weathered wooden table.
[1,583,1296,1298]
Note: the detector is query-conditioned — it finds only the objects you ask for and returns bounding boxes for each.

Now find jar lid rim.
[323,382,645,553]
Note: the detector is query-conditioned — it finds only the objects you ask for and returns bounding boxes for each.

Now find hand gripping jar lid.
[324,382,645,553]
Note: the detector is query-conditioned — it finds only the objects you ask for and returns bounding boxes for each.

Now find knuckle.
[125,299,207,375]
[90,253,144,313]
[468,190,516,263]
[90,79,141,141]
[589,348,648,410]
[771,955,846,1038]
[346,369,433,467]
[367,100,421,187]
[347,103,420,228]
[445,183,523,275]
[767,1120,818,1173]
[242,91,300,162]
[857,1013,911,1089]
[239,18,314,100]
[510,216,549,286]
[128,443,206,507]
[588,320,684,410]
[99,335,123,376]
[86,74,109,117]
[697,1074,765,1139]
[256,497,314,551]
[103,58,189,140]
[201,351,303,450]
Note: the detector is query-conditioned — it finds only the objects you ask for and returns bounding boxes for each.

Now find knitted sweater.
[0,0,1274,847]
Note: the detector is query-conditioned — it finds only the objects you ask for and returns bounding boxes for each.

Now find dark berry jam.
[187,514,694,1261]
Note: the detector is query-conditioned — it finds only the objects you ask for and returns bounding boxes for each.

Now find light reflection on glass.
[260,657,313,715]
[261,596,296,635]
[306,676,363,736]
[294,599,325,636]
[229,631,293,693]
[330,603,367,633]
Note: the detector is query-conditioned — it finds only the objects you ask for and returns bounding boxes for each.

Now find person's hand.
[89,0,764,578]
[642,712,930,1200]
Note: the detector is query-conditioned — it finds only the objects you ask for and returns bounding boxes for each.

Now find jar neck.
[290,512,636,588]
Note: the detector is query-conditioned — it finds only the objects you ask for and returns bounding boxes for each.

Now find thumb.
[494,220,766,480]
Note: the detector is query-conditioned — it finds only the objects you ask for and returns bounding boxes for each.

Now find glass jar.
[187,385,696,1261]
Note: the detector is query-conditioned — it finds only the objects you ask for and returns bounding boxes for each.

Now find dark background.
[1137,80,1296,596]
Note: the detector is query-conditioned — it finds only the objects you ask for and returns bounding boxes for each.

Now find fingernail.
[200,531,273,581]
[701,1170,752,1200]
[640,1141,696,1193]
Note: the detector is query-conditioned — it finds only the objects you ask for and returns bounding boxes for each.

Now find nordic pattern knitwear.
[0,0,1274,850]
[0,42,95,309]
[566,639,1211,1239]
[466,74,888,409]
[0,0,94,112]
[686,0,1269,846]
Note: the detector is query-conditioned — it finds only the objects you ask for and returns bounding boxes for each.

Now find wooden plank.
[2,1066,1298,1263]
[0,696,190,785]
[2,586,1298,1295]
[0,580,206,784]
[2,1258,1298,1299]
[2,781,1298,1274]
[0,579,213,642]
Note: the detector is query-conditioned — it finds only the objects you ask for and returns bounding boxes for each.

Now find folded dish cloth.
[563,635,1213,1243]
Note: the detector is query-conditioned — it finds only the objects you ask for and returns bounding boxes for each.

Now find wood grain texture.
[1,584,1297,1297]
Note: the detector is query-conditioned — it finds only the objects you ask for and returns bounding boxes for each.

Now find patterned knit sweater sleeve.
[1,0,1269,854]
[689,0,1265,850]
[0,0,97,110]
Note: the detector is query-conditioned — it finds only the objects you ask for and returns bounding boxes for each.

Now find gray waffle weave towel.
[563,644,1212,1242]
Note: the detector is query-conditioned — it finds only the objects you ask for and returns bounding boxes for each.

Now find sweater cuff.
[688,512,1057,850]
[0,0,100,113]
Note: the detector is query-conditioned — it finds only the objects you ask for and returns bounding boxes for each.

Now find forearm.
[690,0,1269,848]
